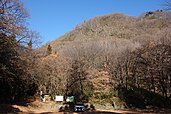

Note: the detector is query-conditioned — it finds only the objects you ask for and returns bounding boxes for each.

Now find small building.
[55,96,64,102]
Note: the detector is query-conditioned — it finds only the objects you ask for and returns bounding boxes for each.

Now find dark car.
[74,102,85,112]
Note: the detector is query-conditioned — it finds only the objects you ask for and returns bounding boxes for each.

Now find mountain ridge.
[36,12,171,56]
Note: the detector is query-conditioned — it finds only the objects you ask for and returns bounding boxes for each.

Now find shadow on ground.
[0,104,21,113]
[80,111,119,114]
[0,96,35,113]
[58,103,119,114]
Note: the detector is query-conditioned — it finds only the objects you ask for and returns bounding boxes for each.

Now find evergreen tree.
[0,33,25,103]
[28,39,33,50]
[46,44,52,55]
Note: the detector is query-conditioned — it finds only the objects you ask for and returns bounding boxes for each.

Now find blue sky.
[21,0,166,44]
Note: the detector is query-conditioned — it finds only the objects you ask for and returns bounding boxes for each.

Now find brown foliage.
[34,12,171,106]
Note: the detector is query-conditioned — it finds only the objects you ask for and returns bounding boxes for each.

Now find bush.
[118,86,171,108]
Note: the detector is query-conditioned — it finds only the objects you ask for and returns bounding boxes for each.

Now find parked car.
[74,102,85,112]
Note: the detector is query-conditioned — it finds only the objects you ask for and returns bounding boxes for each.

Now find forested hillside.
[34,11,171,108]
[1,0,171,109]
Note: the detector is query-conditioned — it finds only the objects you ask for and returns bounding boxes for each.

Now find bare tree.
[0,0,40,45]
[164,1,171,11]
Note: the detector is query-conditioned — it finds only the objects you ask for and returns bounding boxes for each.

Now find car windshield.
[76,102,84,106]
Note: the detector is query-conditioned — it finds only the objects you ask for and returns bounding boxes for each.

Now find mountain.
[37,12,171,55]
[33,11,171,108]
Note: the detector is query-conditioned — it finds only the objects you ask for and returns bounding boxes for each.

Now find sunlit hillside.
[33,11,171,108]
[37,12,171,54]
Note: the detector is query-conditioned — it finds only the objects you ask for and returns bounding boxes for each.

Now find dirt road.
[1,100,171,114]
